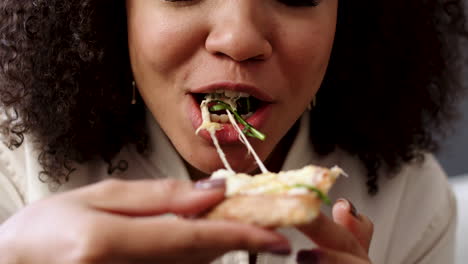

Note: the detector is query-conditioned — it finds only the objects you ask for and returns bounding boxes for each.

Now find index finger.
[111,217,291,261]
[297,212,368,259]
[76,178,226,217]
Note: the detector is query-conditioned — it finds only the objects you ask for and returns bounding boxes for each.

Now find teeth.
[210,114,220,122]
[219,114,229,123]
[211,113,253,123]
[209,90,250,98]
[224,90,238,98]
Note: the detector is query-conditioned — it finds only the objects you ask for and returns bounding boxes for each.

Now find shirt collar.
[145,110,190,180]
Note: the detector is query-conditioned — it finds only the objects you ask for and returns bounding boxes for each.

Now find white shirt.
[0,112,456,264]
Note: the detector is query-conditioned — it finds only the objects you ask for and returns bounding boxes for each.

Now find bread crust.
[205,194,322,228]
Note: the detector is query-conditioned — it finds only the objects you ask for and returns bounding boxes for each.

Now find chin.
[186,144,266,175]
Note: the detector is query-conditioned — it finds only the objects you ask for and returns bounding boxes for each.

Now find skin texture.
[2,0,465,262]
[296,199,373,263]
[0,179,291,264]
[0,0,465,193]
[0,178,372,264]
[127,0,337,175]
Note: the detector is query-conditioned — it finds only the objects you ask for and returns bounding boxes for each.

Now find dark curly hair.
[0,0,467,194]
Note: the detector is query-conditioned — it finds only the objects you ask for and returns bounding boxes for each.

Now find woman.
[0,0,466,263]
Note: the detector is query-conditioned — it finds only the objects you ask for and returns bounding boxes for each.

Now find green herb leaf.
[293,184,331,205]
[208,100,266,141]
[209,104,229,112]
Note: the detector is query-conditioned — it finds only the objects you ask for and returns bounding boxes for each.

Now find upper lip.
[189,82,274,102]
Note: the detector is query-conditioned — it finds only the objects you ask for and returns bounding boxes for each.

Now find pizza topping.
[210,165,342,204]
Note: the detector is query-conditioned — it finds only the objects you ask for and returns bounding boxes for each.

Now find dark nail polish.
[194,178,225,190]
[296,250,320,264]
[348,200,359,219]
[337,198,359,219]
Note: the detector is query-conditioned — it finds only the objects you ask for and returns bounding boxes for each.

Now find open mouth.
[193,90,265,123]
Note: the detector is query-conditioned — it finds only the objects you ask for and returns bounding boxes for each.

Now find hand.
[296,199,374,264]
[0,178,290,264]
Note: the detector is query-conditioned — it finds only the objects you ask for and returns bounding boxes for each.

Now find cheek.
[279,18,336,98]
[129,23,189,76]
[287,35,334,75]
[127,7,203,77]
[289,19,335,76]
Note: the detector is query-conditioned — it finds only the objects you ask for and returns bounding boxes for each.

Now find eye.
[278,0,320,7]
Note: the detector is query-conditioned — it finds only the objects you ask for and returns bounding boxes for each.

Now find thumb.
[332,199,374,253]
[75,178,225,217]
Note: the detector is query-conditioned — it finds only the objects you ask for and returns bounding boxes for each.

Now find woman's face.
[126,0,338,175]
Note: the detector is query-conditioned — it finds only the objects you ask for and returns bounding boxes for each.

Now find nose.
[205,3,273,62]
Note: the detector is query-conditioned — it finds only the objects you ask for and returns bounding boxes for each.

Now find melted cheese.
[196,95,268,174]
[196,97,233,172]
[225,110,268,173]
[211,165,343,197]
[195,99,222,135]
[196,94,344,197]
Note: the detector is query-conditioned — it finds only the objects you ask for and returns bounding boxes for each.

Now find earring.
[131,81,137,105]
[307,96,317,111]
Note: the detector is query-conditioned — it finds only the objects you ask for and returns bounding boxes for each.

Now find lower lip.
[187,95,272,144]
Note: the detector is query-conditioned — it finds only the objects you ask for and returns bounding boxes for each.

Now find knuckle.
[172,224,208,255]
[100,179,127,192]
[158,178,186,193]
[69,222,110,263]
[342,235,363,255]
[84,179,129,199]
[186,227,205,249]
[229,228,256,250]
[188,223,253,252]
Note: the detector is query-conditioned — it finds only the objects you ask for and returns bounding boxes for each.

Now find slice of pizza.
[195,92,343,227]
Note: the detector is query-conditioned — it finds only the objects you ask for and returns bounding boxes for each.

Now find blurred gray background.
[437,29,468,177]
[438,97,468,177]
[437,0,467,177]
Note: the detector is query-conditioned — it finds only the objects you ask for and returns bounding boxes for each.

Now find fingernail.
[296,250,320,264]
[194,178,225,190]
[263,243,291,256]
[338,198,359,219]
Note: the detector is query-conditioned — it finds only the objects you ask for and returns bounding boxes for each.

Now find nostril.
[205,27,272,62]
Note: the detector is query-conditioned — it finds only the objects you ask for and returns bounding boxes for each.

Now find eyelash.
[164,0,320,7]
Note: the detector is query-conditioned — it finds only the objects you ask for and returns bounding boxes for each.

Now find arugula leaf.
[293,184,331,205]
[209,101,266,141]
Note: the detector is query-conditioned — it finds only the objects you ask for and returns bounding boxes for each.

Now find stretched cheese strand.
[196,99,221,135]
[209,129,233,172]
[196,99,234,172]
[226,110,268,173]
